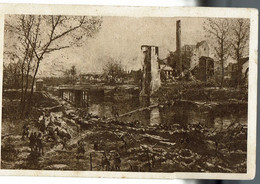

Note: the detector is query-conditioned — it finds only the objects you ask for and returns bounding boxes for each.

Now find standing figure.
[77,140,85,159]
[93,139,99,150]
[29,132,36,152]
[113,152,121,171]
[38,118,47,134]
[101,152,110,171]
[21,124,29,140]
[36,132,44,155]
[62,137,68,150]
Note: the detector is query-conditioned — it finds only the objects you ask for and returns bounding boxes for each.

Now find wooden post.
[90,153,92,171]
[87,92,89,107]
[69,90,71,102]
[146,149,151,172]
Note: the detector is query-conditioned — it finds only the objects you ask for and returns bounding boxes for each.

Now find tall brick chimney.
[176,20,182,74]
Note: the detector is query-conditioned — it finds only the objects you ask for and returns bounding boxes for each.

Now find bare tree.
[64,65,77,85]
[103,57,126,84]
[230,18,250,87]
[4,20,32,96]
[70,65,77,85]
[204,18,231,88]
[5,15,102,116]
[3,61,22,89]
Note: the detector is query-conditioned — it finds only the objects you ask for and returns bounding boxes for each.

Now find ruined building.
[140,45,161,96]
[140,20,215,92]
[225,57,249,86]
[164,20,213,81]
[190,41,210,70]
[179,40,210,71]
[164,39,213,81]
[192,56,214,82]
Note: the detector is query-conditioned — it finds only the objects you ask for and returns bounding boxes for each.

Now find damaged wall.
[140,45,161,96]
[190,41,210,70]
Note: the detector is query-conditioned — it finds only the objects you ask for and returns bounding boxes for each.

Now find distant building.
[242,58,249,83]
[125,70,142,84]
[190,41,210,70]
[225,63,236,79]
[163,40,212,81]
[196,56,214,82]
[182,44,196,69]
[79,73,102,83]
[225,57,249,86]
[160,64,174,81]
[35,79,44,91]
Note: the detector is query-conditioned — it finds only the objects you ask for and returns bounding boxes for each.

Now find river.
[84,94,247,129]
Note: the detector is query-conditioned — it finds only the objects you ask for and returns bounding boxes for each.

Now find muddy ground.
[1,89,247,173]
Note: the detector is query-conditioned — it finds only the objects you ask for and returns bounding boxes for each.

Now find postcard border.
[0,4,258,180]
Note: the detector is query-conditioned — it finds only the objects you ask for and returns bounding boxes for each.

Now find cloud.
[38,17,206,77]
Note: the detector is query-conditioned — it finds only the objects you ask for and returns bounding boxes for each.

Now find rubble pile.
[1,91,247,173]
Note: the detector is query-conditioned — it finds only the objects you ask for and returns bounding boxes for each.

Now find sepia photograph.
[0,4,258,180]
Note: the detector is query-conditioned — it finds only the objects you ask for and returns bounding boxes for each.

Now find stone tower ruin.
[140,45,161,96]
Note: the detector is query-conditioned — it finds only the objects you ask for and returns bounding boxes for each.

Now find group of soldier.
[101,151,121,171]
[21,110,122,171]
[21,124,44,156]
[76,138,122,171]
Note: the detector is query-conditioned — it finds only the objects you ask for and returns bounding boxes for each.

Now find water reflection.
[150,107,161,126]
[84,94,247,128]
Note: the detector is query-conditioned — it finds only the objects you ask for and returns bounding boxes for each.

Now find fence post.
[90,152,92,171]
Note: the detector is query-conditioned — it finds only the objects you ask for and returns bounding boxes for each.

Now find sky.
[37,16,207,77]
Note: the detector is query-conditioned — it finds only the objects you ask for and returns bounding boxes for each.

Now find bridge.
[58,84,139,107]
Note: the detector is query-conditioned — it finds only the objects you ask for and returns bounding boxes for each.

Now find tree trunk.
[21,54,34,117]
[20,42,30,115]
[221,58,224,88]
[20,63,30,116]
[26,61,40,115]
[236,55,242,89]
[20,62,25,118]
[20,64,24,105]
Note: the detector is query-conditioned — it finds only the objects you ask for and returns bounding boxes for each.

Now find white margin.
[0,4,258,180]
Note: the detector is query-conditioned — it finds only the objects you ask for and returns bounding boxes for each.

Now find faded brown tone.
[0,4,258,180]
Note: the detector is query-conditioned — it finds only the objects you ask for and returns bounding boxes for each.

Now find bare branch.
[44,45,70,54]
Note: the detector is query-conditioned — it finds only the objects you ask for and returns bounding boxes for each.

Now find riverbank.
[1,88,247,172]
[153,81,248,103]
